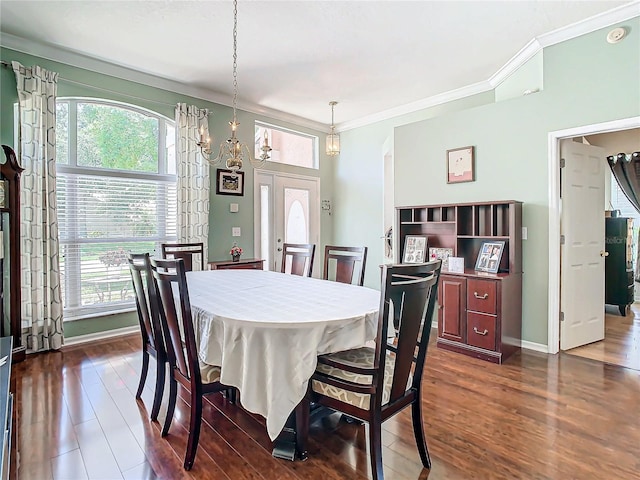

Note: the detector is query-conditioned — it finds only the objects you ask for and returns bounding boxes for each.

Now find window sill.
[63,306,137,322]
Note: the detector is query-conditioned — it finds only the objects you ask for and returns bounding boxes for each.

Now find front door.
[254,171,320,273]
[560,140,606,350]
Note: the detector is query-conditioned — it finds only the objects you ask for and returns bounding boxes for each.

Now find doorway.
[254,171,320,273]
[548,117,640,371]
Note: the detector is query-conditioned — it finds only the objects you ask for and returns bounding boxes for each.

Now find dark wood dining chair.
[323,245,368,286]
[150,257,231,470]
[306,260,442,480]
[161,242,205,271]
[127,252,166,421]
[281,243,316,277]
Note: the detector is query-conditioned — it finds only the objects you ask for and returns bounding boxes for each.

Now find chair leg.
[150,359,166,421]
[184,391,203,471]
[162,376,177,437]
[368,418,384,480]
[411,399,431,469]
[136,350,149,399]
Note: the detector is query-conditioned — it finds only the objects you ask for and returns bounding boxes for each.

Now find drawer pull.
[473,327,489,336]
[473,292,489,299]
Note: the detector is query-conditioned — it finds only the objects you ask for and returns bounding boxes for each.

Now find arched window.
[56,99,176,318]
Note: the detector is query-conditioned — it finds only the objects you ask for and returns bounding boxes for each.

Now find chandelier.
[326,101,340,156]
[197,0,270,171]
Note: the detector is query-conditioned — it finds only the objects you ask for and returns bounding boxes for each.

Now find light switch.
[232,227,241,237]
[522,227,527,240]
[230,203,239,213]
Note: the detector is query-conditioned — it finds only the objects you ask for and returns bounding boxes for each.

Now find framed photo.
[403,235,428,264]
[429,247,453,270]
[447,146,475,184]
[216,169,244,196]
[474,241,505,273]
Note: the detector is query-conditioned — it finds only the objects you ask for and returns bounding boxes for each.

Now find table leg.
[271,397,310,461]
[295,396,309,461]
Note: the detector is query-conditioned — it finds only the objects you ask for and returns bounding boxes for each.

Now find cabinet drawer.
[467,279,497,314]
[217,262,261,270]
[467,312,497,351]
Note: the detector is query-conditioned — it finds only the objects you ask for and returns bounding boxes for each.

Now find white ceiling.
[0,1,637,130]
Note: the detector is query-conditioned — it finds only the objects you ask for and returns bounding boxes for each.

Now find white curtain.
[175,104,210,262]
[12,61,64,352]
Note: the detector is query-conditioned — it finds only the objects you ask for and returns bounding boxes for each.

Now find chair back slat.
[127,253,162,353]
[161,242,205,271]
[375,261,441,405]
[150,257,200,386]
[281,243,316,277]
[323,246,368,286]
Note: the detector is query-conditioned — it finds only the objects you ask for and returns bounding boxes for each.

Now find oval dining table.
[185,268,381,459]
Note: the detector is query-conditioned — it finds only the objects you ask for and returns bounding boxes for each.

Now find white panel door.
[560,140,606,350]
[254,172,319,273]
[274,175,319,273]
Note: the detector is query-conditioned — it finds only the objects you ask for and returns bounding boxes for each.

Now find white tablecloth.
[185,269,380,440]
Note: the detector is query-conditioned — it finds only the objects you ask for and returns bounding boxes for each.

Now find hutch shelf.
[397,201,523,364]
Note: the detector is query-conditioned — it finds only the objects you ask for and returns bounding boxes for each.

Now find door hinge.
[560,311,565,322]
[560,158,566,168]
[560,235,565,245]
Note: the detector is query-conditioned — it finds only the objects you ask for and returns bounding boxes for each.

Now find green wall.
[0,47,333,337]
[335,19,640,346]
[3,17,638,344]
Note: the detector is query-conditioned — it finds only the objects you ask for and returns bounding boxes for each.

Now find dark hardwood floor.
[566,303,640,371]
[14,332,640,480]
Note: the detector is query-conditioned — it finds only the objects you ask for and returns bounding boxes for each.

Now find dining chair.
[281,243,316,277]
[307,260,442,480]
[161,242,205,271]
[150,257,231,470]
[322,245,368,286]
[127,252,167,422]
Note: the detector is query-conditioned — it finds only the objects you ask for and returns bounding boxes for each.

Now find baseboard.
[429,322,549,354]
[64,325,139,346]
[521,340,549,353]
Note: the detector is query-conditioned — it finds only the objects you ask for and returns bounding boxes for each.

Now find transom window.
[56,99,177,319]
[255,121,318,169]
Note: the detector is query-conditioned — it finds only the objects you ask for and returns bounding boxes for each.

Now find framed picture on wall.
[403,235,428,263]
[474,241,505,273]
[447,146,475,184]
[216,169,244,196]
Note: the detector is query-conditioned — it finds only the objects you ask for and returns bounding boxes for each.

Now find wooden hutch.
[397,201,522,363]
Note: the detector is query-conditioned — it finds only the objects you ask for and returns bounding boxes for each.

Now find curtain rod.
[607,152,640,163]
[1,60,177,108]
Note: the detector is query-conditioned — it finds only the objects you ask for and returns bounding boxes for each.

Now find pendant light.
[326,101,340,156]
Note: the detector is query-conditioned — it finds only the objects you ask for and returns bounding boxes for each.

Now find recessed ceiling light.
[606,27,627,44]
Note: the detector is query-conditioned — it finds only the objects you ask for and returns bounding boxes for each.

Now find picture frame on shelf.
[402,235,427,263]
[448,257,465,273]
[216,169,244,196]
[446,146,475,184]
[474,240,505,273]
[428,247,454,270]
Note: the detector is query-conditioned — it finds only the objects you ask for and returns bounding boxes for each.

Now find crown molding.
[340,2,640,132]
[337,80,494,132]
[488,38,542,88]
[2,1,638,133]
[0,32,328,132]
[537,1,640,48]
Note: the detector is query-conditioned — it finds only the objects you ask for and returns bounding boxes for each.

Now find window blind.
[57,171,177,317]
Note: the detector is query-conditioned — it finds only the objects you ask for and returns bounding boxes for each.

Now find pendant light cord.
[232,0,239,124]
